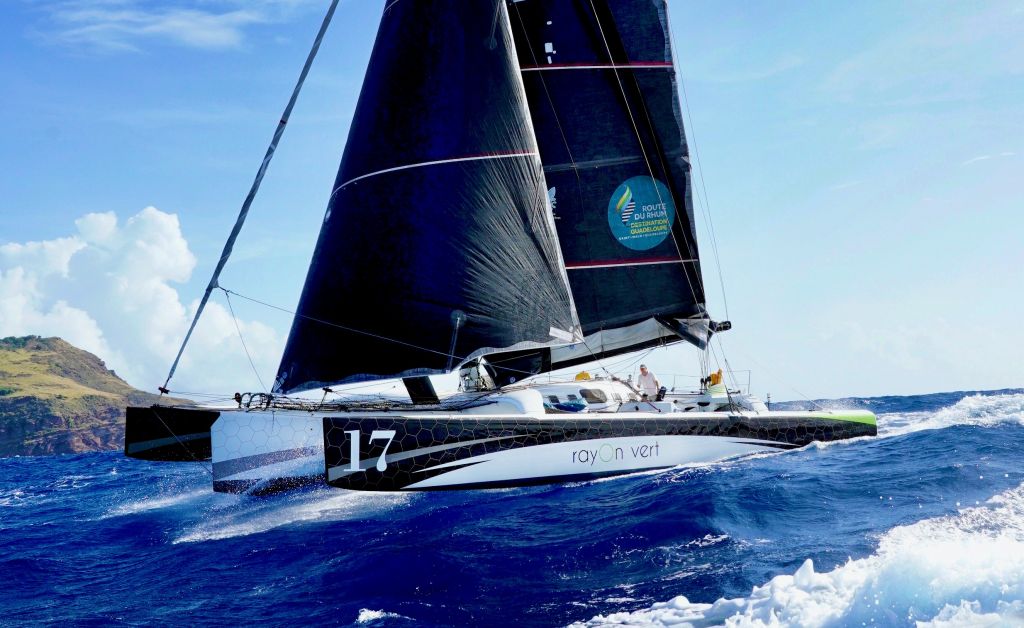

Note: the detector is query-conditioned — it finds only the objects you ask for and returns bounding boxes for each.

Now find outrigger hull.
[124,405,219,462]
[323,411,877,491]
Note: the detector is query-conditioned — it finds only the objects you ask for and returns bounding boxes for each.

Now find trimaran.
[125,0,876,494]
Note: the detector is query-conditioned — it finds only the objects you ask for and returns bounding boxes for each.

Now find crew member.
[709,369,723,386]
[638,364,660,399]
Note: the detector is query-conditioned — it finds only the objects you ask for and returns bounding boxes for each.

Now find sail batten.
[334,151,540,191]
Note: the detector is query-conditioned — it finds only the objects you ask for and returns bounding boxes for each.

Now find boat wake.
[172,489,412,544]
[796,392,1024,456]
[100,489,211,519]
[574,481,1024,627]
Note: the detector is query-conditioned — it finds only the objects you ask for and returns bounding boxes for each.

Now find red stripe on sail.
[564,257,690,269]
[520,61,672,70]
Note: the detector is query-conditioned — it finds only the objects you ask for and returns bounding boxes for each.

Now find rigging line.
[150,407,214,478]
[715,336,741,392]
[159,392,235,399]
[584,0,704,318]
[678,74,729,321]
[507,0,600,306]
[221,288,460,362]
[159,0,340,394]
[222,289,268,393]
[221,287,550,380]
[546,346,656,382]
[588,0,702,275]
[588,347,655,375]
[575,332,666,382]
[723,341,826,412]
[617,349,656,381]
[663,1,729,321]
[508,3,584,192]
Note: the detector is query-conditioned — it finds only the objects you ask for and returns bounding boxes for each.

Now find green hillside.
[0,336,188,456]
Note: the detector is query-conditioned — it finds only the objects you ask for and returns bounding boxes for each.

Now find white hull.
[203,405,874,493]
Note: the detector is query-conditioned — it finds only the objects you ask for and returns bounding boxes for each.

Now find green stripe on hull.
[807,410,877,426]
[763,410,876,426]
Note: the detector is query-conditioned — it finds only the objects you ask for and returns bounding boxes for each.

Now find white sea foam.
[686,534,729,549]
[566,467,674,488]
[173,489,411,544]
[52,474,96,490]
[100,489,210,519]
[802,393,1024,455]
[356,608,410,623]
[573,482,1024,627]
[877,392,1024,438]
[0,488,28,507]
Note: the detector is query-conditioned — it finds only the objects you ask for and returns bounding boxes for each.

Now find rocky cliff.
[0,336,187,456]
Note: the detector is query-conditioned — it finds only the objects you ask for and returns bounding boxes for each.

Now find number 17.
[345,429,397,472]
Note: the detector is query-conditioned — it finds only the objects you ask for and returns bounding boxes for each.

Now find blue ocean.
[3,389,1023,626]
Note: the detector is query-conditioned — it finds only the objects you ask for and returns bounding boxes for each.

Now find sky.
[0,0,1021,400]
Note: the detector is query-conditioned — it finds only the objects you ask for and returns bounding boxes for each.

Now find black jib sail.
[274,1,579,394]
[503,0,711,376]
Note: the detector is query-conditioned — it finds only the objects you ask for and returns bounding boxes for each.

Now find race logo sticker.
[607,176,676,251]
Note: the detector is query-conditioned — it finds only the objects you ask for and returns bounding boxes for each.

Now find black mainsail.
[274,0,579,393]
[496,0,711,378]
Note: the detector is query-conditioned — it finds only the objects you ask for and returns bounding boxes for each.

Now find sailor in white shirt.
[637,364,660,399]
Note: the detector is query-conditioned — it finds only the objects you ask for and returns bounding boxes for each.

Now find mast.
[273,0,580,394]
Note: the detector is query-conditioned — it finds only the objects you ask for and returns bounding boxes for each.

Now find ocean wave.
[878,392,1024,438]
[574,482,1024,627]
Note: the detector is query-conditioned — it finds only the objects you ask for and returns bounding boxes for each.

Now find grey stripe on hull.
[213,446,320,480]
[125,432,209,455]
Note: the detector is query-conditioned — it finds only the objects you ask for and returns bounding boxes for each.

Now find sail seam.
[521,62,671,71]
[565,258,697,270]
[335,151,538,191]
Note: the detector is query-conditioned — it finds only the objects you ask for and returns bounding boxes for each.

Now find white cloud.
[0,236,85,277]
[961,155,993,166]
[962,152,1016,166]
[689,53,805,84]
[822,2,1024,104]
[827,180,862,192]
[37,0,322,52]
[0,207,282,396]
